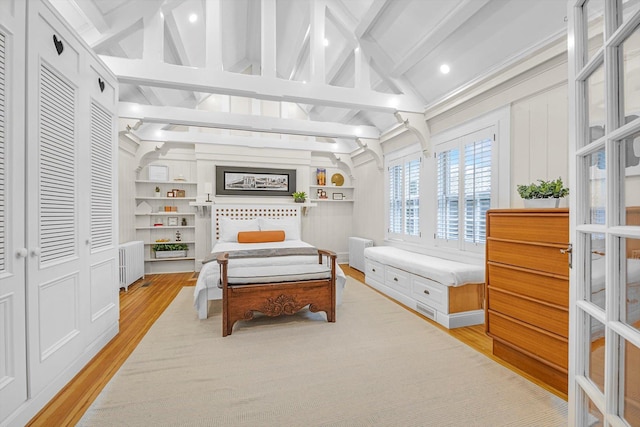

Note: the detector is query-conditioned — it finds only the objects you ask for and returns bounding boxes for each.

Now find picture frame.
[215,166,296,197]
[174,189,186,198]
[149,165,169,182]
[333,193,343,200]
[167,191,175,197]
[167,217,179,226]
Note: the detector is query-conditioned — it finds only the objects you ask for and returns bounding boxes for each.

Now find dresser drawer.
[488,212,568,244]
[487,240,568,276]
[365,259,384,283]
[385,265,411,295]
[412,277,446,312]
[488,288,568,337]
[487,263,568,307]
[488,311,568,370]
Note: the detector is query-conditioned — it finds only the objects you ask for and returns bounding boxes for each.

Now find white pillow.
[218,218,259,242]
[259,217,300,241]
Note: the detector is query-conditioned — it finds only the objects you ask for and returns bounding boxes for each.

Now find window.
[436,127,494,250]
[387,152,421,239]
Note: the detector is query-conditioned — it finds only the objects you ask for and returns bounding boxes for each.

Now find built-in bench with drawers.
[363,246,485,328]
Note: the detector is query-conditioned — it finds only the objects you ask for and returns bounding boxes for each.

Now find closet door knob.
[31,247,41,257]
[86,239,92,246]
[16,248,28,258]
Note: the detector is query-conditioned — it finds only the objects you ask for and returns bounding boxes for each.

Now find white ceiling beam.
[287,25,310,80]
[354,46,371,90]
[164,10,191,65]
[389,0,491,78]
[90,18,143,51]
[74,0,109,33]
[101,56,425,112]
[119,102,380,139]
[310,0,326,85]
[261,0,277,78]
[205,0,223,71]
[131,128,358,154]
[354,0,390,39]
[143,10,164,62]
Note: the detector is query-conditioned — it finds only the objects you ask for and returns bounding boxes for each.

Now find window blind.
[437,148,459,240]
[464,138,492,244]
[388,163,402,234]
[0,32,5,272]
[404,158,420,236]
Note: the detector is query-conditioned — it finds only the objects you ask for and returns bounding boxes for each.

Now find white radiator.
[119,241,144,291]
[349,237,373,272]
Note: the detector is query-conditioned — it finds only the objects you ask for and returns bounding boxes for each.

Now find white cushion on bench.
[364,246,484,287]
[224,264,331,285]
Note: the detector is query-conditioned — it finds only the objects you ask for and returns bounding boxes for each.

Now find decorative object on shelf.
[167,191,175,198]
[215,166,296,197]
[135,201,152,214]
[149,164,169,182]
[152,242,188,259]
[292,191,307,203]
[174,189,186,198]
[517,177,569,208]
[164,206,177,212]
[168,217,179,226]
[204,183,212,202]
[154,186,161,197]
[332,193,344,200]
[175,230,182,241]
[174,174,186,182]
[154,217,163,227]
[331,173,344,186]
[181,217,187,226]
[319,190,328,199]
[316,168,326,185]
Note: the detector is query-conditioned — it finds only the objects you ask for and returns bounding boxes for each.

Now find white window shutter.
[90,101,113,250]
[39,64,76,264]
[389,164,403,234]
[464,138,492,244]
[404,158,420,236]
[437,149,459,240]
[0,32,5,271]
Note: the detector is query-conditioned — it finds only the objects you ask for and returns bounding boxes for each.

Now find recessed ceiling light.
[189,13,198,23]
[324,38,329,47]
[440,64,450,74]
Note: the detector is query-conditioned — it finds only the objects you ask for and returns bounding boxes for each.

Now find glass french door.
[568,0,640,425]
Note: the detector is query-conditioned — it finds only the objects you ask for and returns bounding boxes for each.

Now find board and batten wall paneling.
[118,137,137,244]
[511,85,569,207]
[352,157,386,246]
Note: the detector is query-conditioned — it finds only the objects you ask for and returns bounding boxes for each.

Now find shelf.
[136,180,197,185]
[146,241,194,245]
[145,257,195,262]
[136,226,195,230]
[136,212,195,216]
[135,197,197,201]
[309,185,354,189]
[310,199,354,202]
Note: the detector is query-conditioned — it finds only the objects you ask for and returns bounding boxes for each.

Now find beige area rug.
[80,279,567,427]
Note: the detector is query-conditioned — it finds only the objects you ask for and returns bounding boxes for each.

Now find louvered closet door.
[25,3,86,395]
[84,58,118,338]
[0,3,28,422]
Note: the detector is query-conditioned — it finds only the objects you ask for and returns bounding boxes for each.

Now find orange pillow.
[237,230,285,243]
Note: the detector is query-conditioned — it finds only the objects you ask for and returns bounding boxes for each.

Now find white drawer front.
[385,266,411,294]
[412,277,447,312]
[365,259,384,283]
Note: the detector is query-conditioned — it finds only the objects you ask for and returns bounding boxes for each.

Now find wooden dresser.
[485,208,569,394]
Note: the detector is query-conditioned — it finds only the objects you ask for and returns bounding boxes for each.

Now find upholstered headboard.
[212,204,301,242]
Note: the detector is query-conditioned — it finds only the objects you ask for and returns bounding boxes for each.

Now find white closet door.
[25,3,86,395]
[0,2,27,422]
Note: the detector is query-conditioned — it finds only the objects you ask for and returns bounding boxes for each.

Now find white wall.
[118,136,137,244]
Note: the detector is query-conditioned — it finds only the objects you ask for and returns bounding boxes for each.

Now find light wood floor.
[27,266,566,426]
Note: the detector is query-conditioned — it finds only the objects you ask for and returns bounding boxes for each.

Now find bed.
[193,205,347,320]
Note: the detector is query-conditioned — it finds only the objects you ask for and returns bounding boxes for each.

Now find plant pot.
[523,198,560,208]
[294,198,305,203]
[155,250,187,258]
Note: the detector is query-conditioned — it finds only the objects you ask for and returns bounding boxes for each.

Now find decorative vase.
[523,198,560,208]
[294,198,305,203]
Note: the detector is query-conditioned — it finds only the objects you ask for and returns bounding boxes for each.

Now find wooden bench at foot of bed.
[217,250,337,336]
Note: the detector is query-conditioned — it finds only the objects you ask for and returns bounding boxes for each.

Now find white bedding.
[193,240,347,319]
[364,246,484,287]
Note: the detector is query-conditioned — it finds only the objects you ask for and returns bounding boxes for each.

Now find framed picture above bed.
[215,166,296,197]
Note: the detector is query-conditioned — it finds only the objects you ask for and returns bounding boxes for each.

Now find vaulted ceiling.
[51,0,569,154]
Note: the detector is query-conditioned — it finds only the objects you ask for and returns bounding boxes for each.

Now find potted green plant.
[152,242,188,258]
[154,186,161,198]
[292,191,307,203]
[517,177,569,208]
